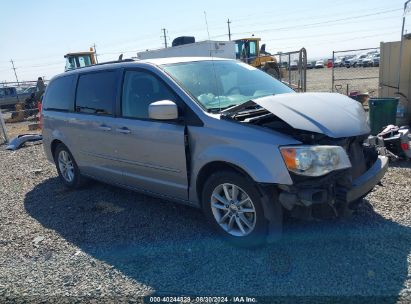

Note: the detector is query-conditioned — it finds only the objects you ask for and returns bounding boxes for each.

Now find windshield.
[162,60,294,111]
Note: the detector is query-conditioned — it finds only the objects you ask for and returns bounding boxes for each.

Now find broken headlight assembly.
[280,146,352,177]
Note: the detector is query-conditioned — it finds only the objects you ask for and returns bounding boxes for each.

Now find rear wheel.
[54,144,86,189]
[202,170,270,247]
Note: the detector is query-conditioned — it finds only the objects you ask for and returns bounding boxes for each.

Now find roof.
[139,56,232,65]
[64,51,95,58]
[234,38,261,42]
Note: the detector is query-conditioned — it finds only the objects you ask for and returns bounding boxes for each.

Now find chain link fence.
[332,47,380,97]
[274,48,307,92]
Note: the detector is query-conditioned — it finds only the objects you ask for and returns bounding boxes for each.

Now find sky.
[0,0,409,82]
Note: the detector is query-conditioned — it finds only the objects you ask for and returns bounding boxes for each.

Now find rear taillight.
[401,143,409,151]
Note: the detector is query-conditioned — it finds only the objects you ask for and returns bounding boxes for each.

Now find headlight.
[280,146,351,177]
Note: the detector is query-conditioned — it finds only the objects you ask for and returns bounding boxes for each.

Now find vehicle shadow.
[389,160,411,169]
[24,177,411,300]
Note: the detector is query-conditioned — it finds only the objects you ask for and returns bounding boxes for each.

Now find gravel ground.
[0,143,410,303]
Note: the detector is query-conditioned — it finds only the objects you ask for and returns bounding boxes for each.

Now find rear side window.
[76,71,117,115]
[43,75,75,111]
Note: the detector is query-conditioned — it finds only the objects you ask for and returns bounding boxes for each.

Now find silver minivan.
[42,57,388,246]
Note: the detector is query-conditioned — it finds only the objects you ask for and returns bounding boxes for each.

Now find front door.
[113,69,188,200]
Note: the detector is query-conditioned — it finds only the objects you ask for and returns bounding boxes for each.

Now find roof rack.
[93,58,135,67]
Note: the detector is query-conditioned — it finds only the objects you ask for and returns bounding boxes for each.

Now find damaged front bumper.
[278,156,389,218]
[346,156,388,202]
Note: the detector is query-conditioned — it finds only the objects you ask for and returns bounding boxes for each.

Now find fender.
[190,144,294,206]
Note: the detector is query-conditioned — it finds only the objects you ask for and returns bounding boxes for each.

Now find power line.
[273,30,398,53]
[263,24,400,43]
[166,6,402,42]
[99,48,147,56]
[231,3,400,26]
[228,8,402,37]
[169,2,398,36]
[230,0,353,23]
[24,62,62,68]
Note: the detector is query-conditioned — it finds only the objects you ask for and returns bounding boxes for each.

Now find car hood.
[252,92,370,138]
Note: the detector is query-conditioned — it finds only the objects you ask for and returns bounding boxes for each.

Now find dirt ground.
[306,67,380,96]
[1,110,40,141]
[4,121,39,139]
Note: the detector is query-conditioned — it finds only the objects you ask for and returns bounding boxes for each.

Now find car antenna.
[204,11,221,112]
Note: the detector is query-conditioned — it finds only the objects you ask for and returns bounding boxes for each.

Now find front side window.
[76,71,117,115]
[43,75,75,111]
[162,60,293,111]
[121,70,177,119]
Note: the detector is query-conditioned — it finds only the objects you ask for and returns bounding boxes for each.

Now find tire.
[265,68,280,79]
[54,144,87,189]
[262,62,281,80]
[201,170,271,247]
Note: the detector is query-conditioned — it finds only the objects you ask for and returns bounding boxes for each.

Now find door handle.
[116,127,131,134]
[98,125,112,131]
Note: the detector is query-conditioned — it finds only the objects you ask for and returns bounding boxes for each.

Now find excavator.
[64,47,97,71]
[234,37,281,79]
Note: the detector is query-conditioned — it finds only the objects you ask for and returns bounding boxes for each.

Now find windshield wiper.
[220,100,258,115]
[208,94,276,115]
[207,104,240,113]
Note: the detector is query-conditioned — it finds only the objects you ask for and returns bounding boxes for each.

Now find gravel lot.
[306,67,379,95]
[0,143,410,302]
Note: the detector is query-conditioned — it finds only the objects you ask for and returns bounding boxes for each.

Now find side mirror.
[148,100,178,121]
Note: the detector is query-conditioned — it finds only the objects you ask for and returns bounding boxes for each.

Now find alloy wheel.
[58,150,75,183]
[210,183,257,237]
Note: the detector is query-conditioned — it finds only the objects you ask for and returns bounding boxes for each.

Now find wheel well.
[51,139,63,158]
[196,161,253,204]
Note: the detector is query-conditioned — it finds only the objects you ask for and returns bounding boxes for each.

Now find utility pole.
[161,28,168,48]
[227,19,232,41]
[10,59,19,85]
[93,43,99,63]
[397,0,411,90]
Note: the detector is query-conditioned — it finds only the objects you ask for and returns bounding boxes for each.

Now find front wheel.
[202,170,272,247]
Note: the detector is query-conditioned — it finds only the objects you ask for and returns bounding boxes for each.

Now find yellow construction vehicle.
[235,37,280,79]
[64,47,97,71]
